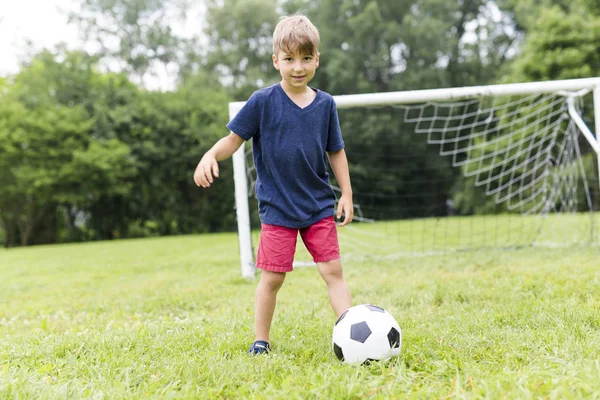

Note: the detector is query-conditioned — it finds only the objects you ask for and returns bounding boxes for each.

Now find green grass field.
[1,219,600,399]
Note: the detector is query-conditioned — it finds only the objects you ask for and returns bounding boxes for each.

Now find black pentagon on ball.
[350,321,372,343]
[335,309,349,326]
[387,327,401,348]
[365,304,385,313]
[333,342,344,361]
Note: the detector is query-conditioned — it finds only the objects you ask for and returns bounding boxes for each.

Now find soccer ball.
[332,304,402,364]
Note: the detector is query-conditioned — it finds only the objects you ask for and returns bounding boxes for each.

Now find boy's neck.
[280,81,313,97]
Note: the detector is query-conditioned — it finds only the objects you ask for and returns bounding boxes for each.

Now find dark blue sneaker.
[248,340,271,355]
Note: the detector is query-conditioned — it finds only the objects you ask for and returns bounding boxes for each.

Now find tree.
[69,0,191,88]
[203,0,280,98]
[0,46,236,246]
[0,51,137,247]
[506,6,600,81]
[87,71,233,239]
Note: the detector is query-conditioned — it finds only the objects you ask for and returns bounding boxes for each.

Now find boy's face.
[272,49,319,92]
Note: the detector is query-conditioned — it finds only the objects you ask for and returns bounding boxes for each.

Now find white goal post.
[229,78,600,279]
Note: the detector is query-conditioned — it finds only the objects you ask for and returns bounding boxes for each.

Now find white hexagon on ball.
[332,304,402,364]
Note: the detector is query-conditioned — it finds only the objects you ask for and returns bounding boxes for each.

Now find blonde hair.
[272,15,320,56]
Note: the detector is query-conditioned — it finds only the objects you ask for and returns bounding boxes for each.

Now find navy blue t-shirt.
[226,83,344,228]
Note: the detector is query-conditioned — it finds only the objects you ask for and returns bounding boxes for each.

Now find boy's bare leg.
[254,270,286,342]
[317,259,352,317]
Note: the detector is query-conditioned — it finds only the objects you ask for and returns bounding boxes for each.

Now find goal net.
[231,78,600,278]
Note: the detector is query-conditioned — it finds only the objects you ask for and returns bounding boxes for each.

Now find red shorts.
[256,216,340,273]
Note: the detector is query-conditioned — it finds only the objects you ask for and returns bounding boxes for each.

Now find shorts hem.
[256,262,292,273]
[313,253,340,263]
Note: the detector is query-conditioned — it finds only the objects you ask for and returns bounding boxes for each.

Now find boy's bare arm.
[194,133,245,188]
[328,149,354,226]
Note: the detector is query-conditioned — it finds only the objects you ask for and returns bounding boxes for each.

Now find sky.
[0,0,204,90]
[0,0,81,76]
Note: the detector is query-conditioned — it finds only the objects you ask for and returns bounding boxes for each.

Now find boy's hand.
[194,153,219,188]
[336,195,354,226]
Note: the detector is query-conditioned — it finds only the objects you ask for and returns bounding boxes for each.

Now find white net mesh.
[401,93,592,215]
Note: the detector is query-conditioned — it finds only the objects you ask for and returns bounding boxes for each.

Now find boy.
[193,14,353,355]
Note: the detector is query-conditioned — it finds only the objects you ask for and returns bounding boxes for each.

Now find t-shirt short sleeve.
[326,100,344,152]
[226,92,261,141]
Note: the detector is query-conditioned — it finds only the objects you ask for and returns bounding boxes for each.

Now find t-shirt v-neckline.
[277,83,319,111]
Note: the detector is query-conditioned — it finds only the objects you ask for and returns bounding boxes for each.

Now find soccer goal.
[230,78,600,279]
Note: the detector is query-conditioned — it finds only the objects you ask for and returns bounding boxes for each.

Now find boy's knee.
[317,259,344,281]
[259,270,286,292]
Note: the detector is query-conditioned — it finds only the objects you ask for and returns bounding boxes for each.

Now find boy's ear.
[272,54,280,70]
[315,52,320,68]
